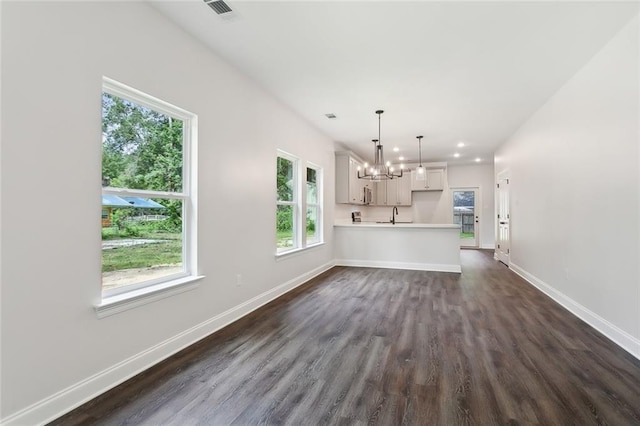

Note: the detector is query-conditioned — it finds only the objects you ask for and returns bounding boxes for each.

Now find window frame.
[275,151,324,257]
[98,77,200,310]
[305,162,323,247]
[276,151,300,254]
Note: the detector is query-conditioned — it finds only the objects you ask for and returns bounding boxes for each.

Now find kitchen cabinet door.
[375,180,387,205]
[336,152,368,205]
[385,178,398,205]
[396,174,412,205]
[348,157,363,203]
[425,169,444,190]
[411,169,427,191]
[411,168,444,191]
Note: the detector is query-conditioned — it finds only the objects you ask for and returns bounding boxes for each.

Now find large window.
[101,77,197,298]
[276,153,298,253]
[306,165,322,245]
[276,152,323,254]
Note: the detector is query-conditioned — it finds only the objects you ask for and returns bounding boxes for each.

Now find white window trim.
[274,241,326,261]
[97,77,200,314]
[95,275,204,318]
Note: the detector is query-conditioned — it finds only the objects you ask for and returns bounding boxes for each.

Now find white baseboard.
[2,261,336,426]
[335,259,461,273]
[510,262,640,360]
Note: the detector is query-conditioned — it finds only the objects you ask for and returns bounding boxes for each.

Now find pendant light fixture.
[357,110,403,181]
[416,135,424,174]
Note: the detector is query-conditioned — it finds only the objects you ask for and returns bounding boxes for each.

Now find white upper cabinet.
[375,178,388,205]
[396,173,412,204]
[336,152,373,205]
[411,167,445,191]
[373,174,411,206]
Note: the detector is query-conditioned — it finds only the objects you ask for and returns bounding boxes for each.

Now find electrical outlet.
[236,274,242,286]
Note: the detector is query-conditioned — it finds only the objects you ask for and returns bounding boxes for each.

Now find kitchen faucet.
[391,206,399,225]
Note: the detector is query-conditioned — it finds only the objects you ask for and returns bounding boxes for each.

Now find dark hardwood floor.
[51,249,640,425]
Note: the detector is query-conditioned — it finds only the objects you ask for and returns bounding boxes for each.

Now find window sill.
[275,242,325,261]
[95,275,204,319]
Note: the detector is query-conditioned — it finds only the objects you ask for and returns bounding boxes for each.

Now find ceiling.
[151,1,637,166]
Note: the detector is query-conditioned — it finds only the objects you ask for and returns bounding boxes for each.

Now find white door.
[452,188,479,248]
[496,175,510,265]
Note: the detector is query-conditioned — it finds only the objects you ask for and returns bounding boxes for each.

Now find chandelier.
[357,110,403,181]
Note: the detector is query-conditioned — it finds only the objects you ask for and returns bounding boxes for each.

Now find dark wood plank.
[50,249,640,425]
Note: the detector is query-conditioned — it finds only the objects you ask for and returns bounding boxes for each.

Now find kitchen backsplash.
[335,203,414,223]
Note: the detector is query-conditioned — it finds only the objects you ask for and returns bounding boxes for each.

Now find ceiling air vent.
[204,0,233,15]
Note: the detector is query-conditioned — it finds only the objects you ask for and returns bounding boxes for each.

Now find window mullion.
[102,187,186,200]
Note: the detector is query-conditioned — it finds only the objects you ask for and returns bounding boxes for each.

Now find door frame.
[451,187,480,248]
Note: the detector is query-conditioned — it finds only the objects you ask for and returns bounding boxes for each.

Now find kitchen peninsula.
[334,222,461,273]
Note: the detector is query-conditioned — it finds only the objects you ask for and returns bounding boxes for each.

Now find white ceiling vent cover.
[204,0,233,15]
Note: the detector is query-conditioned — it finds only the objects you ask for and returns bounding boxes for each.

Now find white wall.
[0,2,335,423]
[448,163,496,248]
[411,189,452,224]
[495,16,640,355]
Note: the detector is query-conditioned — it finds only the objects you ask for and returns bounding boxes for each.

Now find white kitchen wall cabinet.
[335,151,373,205]
[397,174,412,204]
[411,168,445,191]
[375,179,387,205]
[373,174,412,206]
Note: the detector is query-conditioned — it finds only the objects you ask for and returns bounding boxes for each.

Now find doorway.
[496,172,510,266]
[452,188,479,248]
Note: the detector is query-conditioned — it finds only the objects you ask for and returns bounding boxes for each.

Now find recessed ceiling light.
[325,113,337,119]
[475,158,481,162]
[393,147,399,152]
[398,156,404,161]
[457,142,465,148]
[454,153,460,158]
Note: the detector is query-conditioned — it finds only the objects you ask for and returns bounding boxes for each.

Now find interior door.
[452,188,479,248]
[496,176,510,265]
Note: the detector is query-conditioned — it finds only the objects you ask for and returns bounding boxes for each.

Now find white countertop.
[334,220,462,273]
[334,221,460,229]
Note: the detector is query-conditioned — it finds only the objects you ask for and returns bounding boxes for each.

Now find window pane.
[306,206,319,244]
[102,92,183,193]
[277,156,294,202]
[276,204,295,252]
[306,167,317,204]
[101,198,183,292]
[453,190,475,239]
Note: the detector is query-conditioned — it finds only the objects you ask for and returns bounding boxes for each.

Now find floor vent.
[204,0,233,15]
